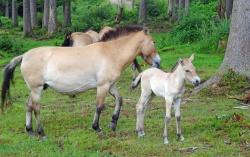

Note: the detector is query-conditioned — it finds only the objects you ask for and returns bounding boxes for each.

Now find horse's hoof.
[109,122,116,131]
[92,123,102,132]
[27,131,35,137]
[40,136,48,141]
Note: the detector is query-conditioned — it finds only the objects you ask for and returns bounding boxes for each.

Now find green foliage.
[169,1,230,53]
[0,35,23,54]
[0,16,12,29]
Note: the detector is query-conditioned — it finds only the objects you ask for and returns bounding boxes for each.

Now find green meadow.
[0,28,249,157]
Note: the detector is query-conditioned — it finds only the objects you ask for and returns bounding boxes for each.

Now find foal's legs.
[136,89,152,137]
[174,98,184,141]
[92,83,110,132]
[163,97,173,144]
[109,84,122,131]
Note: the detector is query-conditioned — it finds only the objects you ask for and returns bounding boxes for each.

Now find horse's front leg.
[174,98,184,141]
[131,59,141,81]
[163,97,173,144]
[92,83,110,132]
[109,84,122,131]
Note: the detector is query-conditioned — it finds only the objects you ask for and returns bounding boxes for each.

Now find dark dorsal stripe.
[100,25,144,42]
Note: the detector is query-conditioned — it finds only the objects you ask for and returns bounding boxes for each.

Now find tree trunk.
[225,0,233,19]
[167,0,174,18]
[115,6,123,24]
[63,0,71,27]
[138,0,146,24]
[30,0,37,28]
[5,0,10,18]
[184,0,189,16]
[221,0,250,77]
[48,0,57,34]
[12,0,18,26]
[23,0,32,36]
[172,0,179,21]
[43,0,49,28]
[193,0,250,94]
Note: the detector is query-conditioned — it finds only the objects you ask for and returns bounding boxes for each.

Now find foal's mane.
[171,60,180,72]
[100,25,144,42]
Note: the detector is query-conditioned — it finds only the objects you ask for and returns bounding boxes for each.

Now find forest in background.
[0,0,250,156]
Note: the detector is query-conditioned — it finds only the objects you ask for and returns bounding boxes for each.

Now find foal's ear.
[189,54,194,62]
[179,58,184,65]
[143,27,150,34]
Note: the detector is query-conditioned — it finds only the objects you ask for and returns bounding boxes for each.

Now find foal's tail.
[131,73,143,90]
[1,55,23,112]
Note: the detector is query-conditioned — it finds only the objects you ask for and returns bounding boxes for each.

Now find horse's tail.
[131,73,143,90]
[61,32,72,46]
[1,55,23,112]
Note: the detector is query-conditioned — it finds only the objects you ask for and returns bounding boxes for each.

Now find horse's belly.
[47,79,97,94]
[45,70,97,94]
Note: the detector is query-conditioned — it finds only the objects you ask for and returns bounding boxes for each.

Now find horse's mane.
[100,25,144,42]
[61,32,73,46]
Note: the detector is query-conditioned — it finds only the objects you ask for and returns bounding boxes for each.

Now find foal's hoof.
[177,134,185,142]
[109,122,117,131]
[163,138,169,145]
[137,131,145,137]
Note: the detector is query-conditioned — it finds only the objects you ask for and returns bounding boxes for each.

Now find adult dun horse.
[62,26,142,80]
[62,30,99,47]
[1,26,161,138]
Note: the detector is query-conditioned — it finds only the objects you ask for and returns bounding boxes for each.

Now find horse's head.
[180,54,201,86]
[140,28,160,68]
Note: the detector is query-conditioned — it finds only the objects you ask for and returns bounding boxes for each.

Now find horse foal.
[132,54,200,144]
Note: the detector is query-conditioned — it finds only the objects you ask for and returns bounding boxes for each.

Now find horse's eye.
[185,70,190,73]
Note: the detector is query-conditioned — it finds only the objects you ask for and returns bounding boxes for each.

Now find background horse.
[1,26,161,138]
[131,54,200,144]
[62,30,99,47]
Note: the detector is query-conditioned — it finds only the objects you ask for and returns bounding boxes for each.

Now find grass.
[0,30,249,157]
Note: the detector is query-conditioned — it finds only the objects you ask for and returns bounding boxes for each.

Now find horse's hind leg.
[29,86,46,138]
[26,96,34,136]
[174,98,184,141]
[92,83,110,132]
[108,84,122,131]
[136,89,152,137]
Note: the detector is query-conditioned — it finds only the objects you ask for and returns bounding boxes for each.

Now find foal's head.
[179,54,200,86]
[140,28,160,68]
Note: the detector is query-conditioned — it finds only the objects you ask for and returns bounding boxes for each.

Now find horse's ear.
[179,58,184,65]
[143,27,149,34]
[189,54,194,62]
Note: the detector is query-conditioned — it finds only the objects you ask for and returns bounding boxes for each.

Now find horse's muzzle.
[152,54,161,68]
[192,76,201,87]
